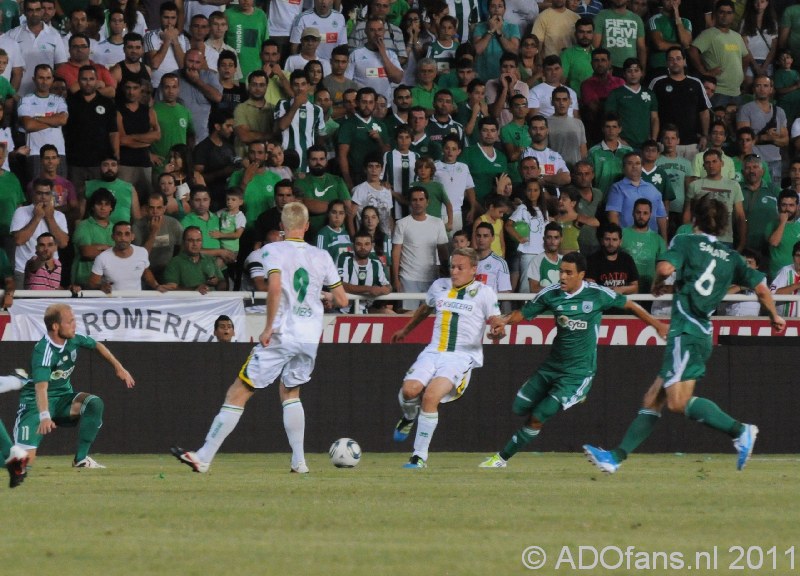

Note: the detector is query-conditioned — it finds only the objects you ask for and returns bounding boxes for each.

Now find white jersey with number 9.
[260,239,343,343]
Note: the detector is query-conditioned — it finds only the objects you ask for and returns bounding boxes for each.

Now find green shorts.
[658,332,712,387]
[14,394,79,449]
[513,364,595,415]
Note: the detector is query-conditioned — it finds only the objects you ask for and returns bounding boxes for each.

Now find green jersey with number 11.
[663,233,764,337]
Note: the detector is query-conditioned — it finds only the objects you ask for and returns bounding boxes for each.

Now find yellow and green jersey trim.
[436,281,472,352]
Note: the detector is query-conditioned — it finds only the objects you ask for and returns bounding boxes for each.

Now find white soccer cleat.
[170,446,209,473]
[291,461,309,474]
[73,456,107,469]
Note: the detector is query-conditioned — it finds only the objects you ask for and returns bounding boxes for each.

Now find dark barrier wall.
[1,342,797,455]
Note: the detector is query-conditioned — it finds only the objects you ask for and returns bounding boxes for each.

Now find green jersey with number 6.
[663,233,764,337]
[20,333,97,403]
[259,238,343,344]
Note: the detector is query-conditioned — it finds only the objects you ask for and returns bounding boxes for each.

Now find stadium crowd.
[1,0,800,316]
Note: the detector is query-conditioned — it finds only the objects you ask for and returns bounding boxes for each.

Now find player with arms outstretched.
[14,303,135,470]
[391,247,501,469]
[583,196,786,473]
[479,252,668,468]
[172,202,348,474]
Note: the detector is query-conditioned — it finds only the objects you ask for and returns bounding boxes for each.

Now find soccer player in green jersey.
[584,197,786,474]
[0,369,28,487]
[14,303,135,470]
[479,251,667,468]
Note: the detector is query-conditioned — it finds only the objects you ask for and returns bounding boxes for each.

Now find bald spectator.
[178,48,222,142]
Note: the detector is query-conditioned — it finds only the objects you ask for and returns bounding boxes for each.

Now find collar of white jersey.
[453,279,477,291]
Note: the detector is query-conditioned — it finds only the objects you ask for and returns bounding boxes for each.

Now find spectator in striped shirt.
[275,70,326,174]
[337,230,391,313]
[23,232,61,290]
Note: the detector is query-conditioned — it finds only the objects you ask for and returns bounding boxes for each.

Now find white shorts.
[404,350,474,403]
[238,335,319,389]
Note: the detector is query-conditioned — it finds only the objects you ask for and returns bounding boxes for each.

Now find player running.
[14,303,135,471]
[479,252,668,468]
[0,369,30,487]
[171,202,348,474]
[391,247,501,469]
[583,196,786,473]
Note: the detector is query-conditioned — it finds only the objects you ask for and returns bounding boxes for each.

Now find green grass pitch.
[3,452,800,576]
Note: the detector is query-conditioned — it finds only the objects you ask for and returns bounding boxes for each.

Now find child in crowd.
[506,178,549,290]
[451,229,470,250]
[426,15,460,79]
[213,188,246,257]
[358,205,392,274]
[266,141,294,180]
[351,153,394,235]
[316,199,353,262]
[411,156,453,231]
[473,193,510,258]
[382,125,418,220]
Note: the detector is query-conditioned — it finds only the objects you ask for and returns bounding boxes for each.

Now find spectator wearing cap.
[285,28,331,76]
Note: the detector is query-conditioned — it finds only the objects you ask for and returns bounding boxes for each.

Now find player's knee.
[401,381,423,400]
[666,395,687,413]
[82,395,104,416]
[531,396,560,424]
[511,399,530,416]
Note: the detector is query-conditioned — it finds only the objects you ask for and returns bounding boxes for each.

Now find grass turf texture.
[4,453,800,576]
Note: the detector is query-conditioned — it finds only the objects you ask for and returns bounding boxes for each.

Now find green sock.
[613,409,660,462]
[499,426,539,461]
[0,419,12,460]
[75,396,104,462]
[685,396,743,437]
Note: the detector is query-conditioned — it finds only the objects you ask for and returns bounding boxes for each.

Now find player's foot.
[402,455,427,469]
[734,424,758,471]
[72,456,106,469]
[170,446,209,473]
[5,446,29,488]
[290,461,309,474]
[583,444,619,474]
[478,453,507,468]
[393,417,415,442]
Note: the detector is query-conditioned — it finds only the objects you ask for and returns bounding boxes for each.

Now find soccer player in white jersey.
[172,202,348,474]
[391,247,501,468]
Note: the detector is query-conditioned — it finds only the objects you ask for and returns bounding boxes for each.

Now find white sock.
[283,399,305,467]
[0,375,23,394]
[196,404,243,463]
[412,411,438,462]
[398,388,421,421]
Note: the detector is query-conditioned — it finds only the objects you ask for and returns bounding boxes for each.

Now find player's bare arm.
[35,381,56,435]
[95,342,135,388]
[391,304,433,343]
[754,282,786,332]
[624,300,669,340]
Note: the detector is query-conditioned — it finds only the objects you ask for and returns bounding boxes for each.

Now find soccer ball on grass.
[329,438,362,468]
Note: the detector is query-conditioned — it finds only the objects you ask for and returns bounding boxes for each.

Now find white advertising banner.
[9,298,246,342]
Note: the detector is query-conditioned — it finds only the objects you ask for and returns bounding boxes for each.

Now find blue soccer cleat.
[402,455,427,469]
[583,444,620,474]
[733,424,758,471]
[393,417,415,442]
